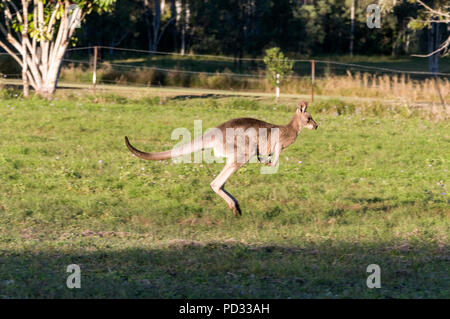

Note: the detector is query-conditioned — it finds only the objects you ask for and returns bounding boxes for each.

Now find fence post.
[311,59,315,102]
[93,45,98,98]
[276,73,280,103]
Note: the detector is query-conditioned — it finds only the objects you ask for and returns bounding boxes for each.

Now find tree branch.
[0,39,22,66]
[416,0,450,19]
[156,17,175,45]
[49,2,68,64]
[20,0,30,96]
[412,35,450,57]
[0,23,24,53]
[47,2,60,37]
[26,69,37,89]
[5,0,24,24]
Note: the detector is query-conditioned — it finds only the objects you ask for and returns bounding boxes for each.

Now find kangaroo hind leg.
[210,163,242,216]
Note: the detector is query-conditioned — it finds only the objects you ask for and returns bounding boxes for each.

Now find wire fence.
[64,46,450,76]
[1,46,449,104]
[2,46,450,78]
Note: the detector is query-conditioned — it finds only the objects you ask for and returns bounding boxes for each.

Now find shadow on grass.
[168,93,260,101]
[0,240,448,298]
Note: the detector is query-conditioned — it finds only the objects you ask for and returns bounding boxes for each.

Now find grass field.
[0,93,448,298]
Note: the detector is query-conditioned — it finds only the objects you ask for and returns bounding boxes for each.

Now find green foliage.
[408,19,427,30]
[263,47,293,88]
[405,0,449,30]
[67,0,117,13]
[73,0,441,57]
[9,0,116,42]
[4,0,445,58]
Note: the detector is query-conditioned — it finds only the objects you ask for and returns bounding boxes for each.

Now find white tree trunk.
[349,0,355,57]
[144,0,171,52]
[175,0,184,55]
[184,2,190,54]
[0,1,82,98]
[21,0,30,97]
[39,51,64,96]
[175,0,191,55]
[153,0,161,51]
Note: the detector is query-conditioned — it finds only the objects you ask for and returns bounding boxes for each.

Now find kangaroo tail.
[125,136,205,161]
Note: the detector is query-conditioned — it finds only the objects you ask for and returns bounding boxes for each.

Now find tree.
[263,47,293,86]
[0,0,116,98]
[81,0,141,53]
[142,0,176,52]
[408,0,450,57]
[176,0,190,55]
[380,0,449,57]
[263,47,293,101]
[407,0,449,107]
[349,0,355,56]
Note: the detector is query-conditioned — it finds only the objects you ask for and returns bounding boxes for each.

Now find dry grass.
[320,71,450,104]
[58,63,450,106]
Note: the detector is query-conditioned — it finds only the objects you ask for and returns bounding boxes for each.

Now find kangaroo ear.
[297,101,308,113]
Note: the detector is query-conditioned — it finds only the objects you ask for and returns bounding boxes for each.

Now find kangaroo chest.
[281,132,298,149]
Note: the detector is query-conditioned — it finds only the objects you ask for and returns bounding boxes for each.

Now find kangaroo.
[125,100,318,216]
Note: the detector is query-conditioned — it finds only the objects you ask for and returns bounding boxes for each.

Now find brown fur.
[125,100,318,215]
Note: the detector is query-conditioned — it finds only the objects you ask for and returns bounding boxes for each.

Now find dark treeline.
[75,0,432,57]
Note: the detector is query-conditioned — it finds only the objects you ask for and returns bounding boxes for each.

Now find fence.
[1,46,449,104]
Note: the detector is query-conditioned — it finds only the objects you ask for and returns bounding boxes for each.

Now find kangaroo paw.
[258,155,272,165]
[231,203,242,216]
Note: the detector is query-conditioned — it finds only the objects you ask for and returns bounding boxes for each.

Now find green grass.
[0,94,448,298]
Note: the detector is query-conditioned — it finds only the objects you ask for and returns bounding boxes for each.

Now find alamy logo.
[366,264,381,288]
[170,120,281,174]
[366,4,381,29]
[66,264,81,289]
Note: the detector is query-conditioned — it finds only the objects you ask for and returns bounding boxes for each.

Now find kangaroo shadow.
[0,239,447,298]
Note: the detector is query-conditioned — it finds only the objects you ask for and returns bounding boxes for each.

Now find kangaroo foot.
[230,202,242,216]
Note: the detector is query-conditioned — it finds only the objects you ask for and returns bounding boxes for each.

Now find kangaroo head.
[296,101,318,130]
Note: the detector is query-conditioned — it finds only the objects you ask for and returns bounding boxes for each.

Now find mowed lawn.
[0,94,448,298]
